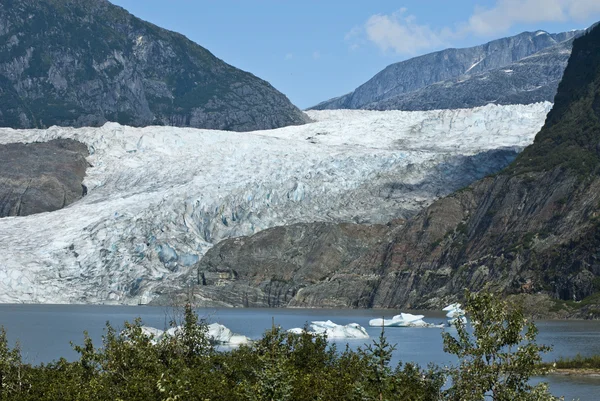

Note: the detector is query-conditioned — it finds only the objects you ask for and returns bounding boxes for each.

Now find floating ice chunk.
[288,320,369,339]
[164,326,181,338]
[207,322,250,345]
[399,313,425,323]
[369,313,443,328]
[140,326,164,343]
[139,323,250,346]
[368,318,389,327]
[228,334,251,346]
[446,310,464,318]
[442,303,462,311]
[310,320,339,330]
[443,303,466,326]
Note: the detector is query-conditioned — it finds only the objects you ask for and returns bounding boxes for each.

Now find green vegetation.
[506,24,600,178]
[542,354,600,371]
[549,291,600,316]
[443,291,555,401]
[0,293,561,400]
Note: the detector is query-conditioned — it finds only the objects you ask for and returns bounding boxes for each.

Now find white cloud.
[284,53,293,60]
[312,51,321,60]
[345,26,365,51]
[464,0,564,36]
[350,0,600,55]
[465,0,600,36]
[361,9,446,55]
[564,0,600,20]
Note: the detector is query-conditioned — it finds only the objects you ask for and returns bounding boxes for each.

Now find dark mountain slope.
[183,24,600,315]
[0,0,308,131]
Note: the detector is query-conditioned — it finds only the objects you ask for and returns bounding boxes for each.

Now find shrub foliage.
[0,292,560,400]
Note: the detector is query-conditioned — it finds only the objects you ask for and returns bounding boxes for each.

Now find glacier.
[0,103,552,304]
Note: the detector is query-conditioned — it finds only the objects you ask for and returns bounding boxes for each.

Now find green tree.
[442,290,558,401]
[360,327,396,400]
[0,326,28,400]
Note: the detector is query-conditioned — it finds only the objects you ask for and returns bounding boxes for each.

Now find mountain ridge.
[311,29,581,112]
[0,0,309,131]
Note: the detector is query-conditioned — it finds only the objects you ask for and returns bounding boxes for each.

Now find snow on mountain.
[0,103,552,304]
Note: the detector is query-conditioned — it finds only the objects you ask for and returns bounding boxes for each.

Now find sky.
[109,0,600,109]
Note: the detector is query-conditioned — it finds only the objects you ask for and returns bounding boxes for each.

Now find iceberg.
[368,313,443,328]
[206,323,250,345]
[443,303,466,326]
[140,326,164,343]
[442,303,462,312]
[138,323,250,346]
[288,320,369,339]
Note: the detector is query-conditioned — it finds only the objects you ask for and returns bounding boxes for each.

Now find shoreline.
[549,369,600,377]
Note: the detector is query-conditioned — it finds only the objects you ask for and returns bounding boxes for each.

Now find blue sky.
[110,0,600,109]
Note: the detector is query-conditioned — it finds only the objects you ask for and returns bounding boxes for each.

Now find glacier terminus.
[0,103,552,304]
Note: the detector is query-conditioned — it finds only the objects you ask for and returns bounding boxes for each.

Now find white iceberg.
[369,313,443,328]
[207,323,250,345]
[288,320,369,339]
[442,303,462,312]
[446,309,464,318]
[139,326,164,343]
[443,303,466,326]
[137,323,250,346]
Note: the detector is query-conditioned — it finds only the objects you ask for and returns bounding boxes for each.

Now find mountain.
[0,0,308,131]
[185,24,600,316]
[311,30,580,112]
[0,103,549,303]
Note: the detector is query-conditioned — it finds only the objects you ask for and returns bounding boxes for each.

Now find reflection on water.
[0,305,599,400]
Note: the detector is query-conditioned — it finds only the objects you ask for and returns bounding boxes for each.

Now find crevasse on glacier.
[0,103,552,304]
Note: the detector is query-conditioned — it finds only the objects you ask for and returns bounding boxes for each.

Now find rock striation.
[311,30,580,112]
[0,0,308,131]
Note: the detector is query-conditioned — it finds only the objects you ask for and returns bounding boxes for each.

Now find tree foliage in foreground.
[0,292,561,400]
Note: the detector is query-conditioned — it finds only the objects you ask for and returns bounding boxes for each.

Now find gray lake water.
[0,305,599,400]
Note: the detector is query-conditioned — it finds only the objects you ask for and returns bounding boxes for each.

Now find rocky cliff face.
[311,30,580,112]
[0,0,308,131]
[0,138,88,216]
[190,25,600,312]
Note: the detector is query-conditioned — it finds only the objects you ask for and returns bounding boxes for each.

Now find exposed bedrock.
[0,138,88,217]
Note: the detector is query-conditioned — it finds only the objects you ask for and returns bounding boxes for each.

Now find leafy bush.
[0,296,562,400]
[442,291,558,401]
[549,354,600,370]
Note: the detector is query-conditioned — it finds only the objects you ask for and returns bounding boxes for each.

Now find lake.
[1,304,599,400]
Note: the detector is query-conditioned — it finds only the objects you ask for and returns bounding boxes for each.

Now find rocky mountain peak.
[310,29,582,112]
[0,0,309,131]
